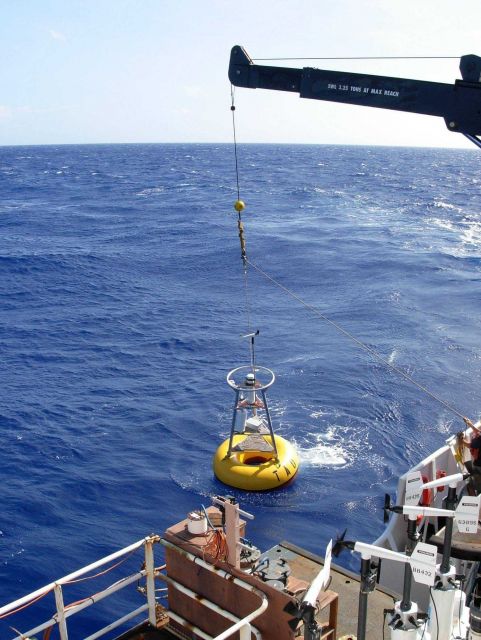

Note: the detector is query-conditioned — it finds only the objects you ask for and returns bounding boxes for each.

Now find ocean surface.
[0,143,480,637]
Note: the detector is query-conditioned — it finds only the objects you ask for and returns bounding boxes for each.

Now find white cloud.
[0,105,12,119]
[183,86,202,97]
[0,105,72,122]
[49,29,67,42]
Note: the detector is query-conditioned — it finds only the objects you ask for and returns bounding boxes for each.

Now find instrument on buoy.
[213,349,299,491]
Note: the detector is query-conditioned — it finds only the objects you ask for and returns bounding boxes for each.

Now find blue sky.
[1,0,480,147]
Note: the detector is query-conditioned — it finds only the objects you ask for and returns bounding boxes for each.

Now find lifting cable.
[246,258,470,424]
[228,87,472,427]
[252,55,459,62]
[230,86,255,372]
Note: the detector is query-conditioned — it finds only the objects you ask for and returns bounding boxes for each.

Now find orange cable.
[63,547,138,584]
[0,546,142,621]
[0,588,54,620]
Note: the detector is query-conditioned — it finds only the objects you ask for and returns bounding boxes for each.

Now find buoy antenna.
[241,330,259,373]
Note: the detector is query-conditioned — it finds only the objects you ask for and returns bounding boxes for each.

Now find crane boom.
[228,46,481,146]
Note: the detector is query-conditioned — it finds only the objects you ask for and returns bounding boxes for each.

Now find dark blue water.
[1,143,480,637]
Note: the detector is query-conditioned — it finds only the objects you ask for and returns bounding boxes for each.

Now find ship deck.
[118,540,398,640]
[280,541,397,640]
[115,623,174,640]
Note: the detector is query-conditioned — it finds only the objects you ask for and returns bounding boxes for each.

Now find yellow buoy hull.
[213,434,299,491]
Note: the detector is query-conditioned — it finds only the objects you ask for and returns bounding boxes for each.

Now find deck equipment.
[228,46,481,148]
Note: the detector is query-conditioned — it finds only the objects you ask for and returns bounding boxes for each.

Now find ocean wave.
[430,199,462,212]
[135,186,165,196]
[1,143,480,633]
[296,434,347,467]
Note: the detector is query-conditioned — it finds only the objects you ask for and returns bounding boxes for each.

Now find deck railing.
[160,538,268,640]
[0,535,159,640]
[1,535,268,640]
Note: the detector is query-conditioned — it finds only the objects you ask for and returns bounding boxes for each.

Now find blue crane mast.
[228,46,481,148]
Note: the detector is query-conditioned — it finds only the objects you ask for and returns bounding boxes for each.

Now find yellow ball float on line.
[234,200,245,212]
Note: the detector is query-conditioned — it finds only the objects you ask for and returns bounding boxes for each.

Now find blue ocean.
[1,143,480,637]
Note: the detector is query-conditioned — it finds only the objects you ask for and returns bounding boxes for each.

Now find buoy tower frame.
[225,364,278,459]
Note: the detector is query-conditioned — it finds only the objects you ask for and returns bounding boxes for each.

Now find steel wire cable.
[230,86,254,362]
[230,86,241,202]
[252,55,459,61]
[247,257,469,423]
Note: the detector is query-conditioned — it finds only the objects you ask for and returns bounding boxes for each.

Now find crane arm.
[228,46,481,145]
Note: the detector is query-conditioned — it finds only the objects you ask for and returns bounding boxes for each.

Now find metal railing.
[160,539,268,640]
[1,534,268,640]
[0,535,159,640]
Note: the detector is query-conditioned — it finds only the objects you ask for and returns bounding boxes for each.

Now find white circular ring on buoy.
[226,365,275,392]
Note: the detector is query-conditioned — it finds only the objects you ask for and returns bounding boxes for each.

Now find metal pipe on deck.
[161,539,268,634]
[158,572,262,640]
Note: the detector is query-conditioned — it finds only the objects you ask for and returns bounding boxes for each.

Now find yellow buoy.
[234,199,245,212]
[213,363,299,491]
[214,434,299,491]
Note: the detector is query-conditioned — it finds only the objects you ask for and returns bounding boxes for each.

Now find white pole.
[239,623,251,640]
[145,539,157,626]
[83,604,149,640]
[428,588,456,640]
[54,584,69,640]
[224,501,241,568]
[10,571,145,640]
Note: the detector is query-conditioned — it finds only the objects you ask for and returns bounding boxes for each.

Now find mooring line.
[247,257,469,423]
[230,86,254,364]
